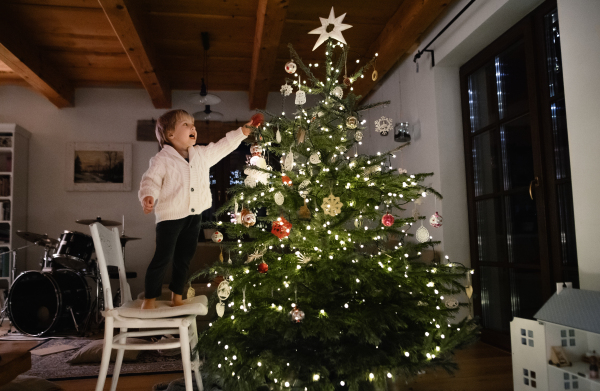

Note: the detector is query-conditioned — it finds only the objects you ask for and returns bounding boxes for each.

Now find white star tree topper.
[308,7,352,51]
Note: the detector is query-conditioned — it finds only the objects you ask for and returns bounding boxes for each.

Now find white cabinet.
[0,124,30,288]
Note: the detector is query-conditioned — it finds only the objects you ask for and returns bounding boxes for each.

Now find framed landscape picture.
[65,142,132,191]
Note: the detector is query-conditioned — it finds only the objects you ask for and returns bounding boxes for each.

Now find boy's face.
[168,115,197,150]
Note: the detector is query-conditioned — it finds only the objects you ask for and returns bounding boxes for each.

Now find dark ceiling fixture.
[190,32,223,120]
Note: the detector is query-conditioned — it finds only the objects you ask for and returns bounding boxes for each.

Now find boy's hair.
[155,109,194,148]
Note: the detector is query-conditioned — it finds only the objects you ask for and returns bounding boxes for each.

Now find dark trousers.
[144,215,202,299]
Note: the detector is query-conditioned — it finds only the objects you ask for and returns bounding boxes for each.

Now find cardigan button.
[191,188,194,192]
[191,208,195,213]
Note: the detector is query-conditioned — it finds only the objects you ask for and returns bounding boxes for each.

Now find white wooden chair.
[89,222,208,391]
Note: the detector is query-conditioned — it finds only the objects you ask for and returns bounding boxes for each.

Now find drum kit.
[0,217,140,337]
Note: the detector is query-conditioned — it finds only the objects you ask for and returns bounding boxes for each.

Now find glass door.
[460,0,577,349]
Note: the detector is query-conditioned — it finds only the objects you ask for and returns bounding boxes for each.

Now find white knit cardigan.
[138,127,247,223]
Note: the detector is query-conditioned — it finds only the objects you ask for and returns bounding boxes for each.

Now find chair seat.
[116,295,208,318]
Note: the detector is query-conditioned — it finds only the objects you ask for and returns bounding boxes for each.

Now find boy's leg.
[169,215,203,303]
[144,218,186,301]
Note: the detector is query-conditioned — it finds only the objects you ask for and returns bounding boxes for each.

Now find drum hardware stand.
[67,306,79,332]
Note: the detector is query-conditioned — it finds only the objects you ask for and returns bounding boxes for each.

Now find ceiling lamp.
[193,105,223,122]
[190,32,221,106]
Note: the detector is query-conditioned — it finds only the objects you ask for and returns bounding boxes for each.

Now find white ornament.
[250,156,267,168]
[297,253,312,264]
[398,168,407,174]
[274,191,285,205]
[285,60,297,74]
[211,231,223,243]
[415,225,430,243]
[465,285,474,299]
[430,212,443,228]
[375,116,393,135]
[280,83,293,96]
[309,153,321,164]
[244,167,268,187]
[295,89,306,105]
[354,130,363,141]
[298,180,311,199]
[322,193,343,216]
[276,127,282,143]
[216,302,225,317]
[217,280,231,300]
[317,111,324,117]
[445,297,459,309]
[245,248,267,264]
[332,86,343,99]
[284,148,294,171]
[308,7,352,51]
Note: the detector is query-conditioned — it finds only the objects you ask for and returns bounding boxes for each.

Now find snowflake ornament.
[415,225,430,243]
[332,86,343,99]
[308,7,352,51]
[322,193,343,216]
[375,116,393,136]
[281,83,293,96]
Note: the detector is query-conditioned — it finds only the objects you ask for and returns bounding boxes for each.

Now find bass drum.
[8,269,91,336]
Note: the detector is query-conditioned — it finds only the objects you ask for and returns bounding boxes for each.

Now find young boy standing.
[139,109,252,309]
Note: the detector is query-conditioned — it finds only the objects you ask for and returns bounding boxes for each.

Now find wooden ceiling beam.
[351,0,455,101]
[98,0,171,108]
[0,10,74,108]
[248,0,289,110]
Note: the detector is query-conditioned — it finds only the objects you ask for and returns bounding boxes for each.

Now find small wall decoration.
[66,143,132,191]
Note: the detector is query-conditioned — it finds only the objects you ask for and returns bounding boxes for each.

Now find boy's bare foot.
[141,298,156,309]
[171,293,185,307]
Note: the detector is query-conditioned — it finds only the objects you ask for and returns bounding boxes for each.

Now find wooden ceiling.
[0,0,454,109]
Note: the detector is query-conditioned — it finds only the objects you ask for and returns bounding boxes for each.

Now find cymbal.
[119,235,141,244]
[76,217,121,227]
[17,230,59,248]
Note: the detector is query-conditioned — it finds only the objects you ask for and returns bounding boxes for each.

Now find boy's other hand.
[242,121,253,136]
[143,196,154,214]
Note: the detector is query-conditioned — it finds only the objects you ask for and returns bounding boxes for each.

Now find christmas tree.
[194,9,478,391]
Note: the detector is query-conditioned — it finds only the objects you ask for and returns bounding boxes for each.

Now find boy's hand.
[242,121,253,136]
[142,196,154,214]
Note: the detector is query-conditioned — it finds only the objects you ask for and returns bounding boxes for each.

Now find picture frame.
[65,142,132,191]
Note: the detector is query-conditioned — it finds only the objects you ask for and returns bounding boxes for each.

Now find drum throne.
[89,222,208,391]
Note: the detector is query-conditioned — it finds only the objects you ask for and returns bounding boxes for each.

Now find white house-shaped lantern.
[511,286,600,391]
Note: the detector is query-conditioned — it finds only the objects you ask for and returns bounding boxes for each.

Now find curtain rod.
[413,0,477,72]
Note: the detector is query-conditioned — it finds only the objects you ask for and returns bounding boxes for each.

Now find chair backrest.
[89,222,132,309]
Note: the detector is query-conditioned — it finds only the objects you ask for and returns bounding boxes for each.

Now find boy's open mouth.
[189,133,196,139]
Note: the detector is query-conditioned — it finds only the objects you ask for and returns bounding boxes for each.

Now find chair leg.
[96,317,114,391]
[110,327,127,391]
[180,321,194,391]
[190,318,203,391]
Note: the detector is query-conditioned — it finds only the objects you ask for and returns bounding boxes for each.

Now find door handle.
[529,177,539,200]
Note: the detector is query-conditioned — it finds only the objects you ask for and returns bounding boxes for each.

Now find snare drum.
[52,231,94,271]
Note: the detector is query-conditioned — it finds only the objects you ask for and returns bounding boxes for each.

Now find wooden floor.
[391,342,514,391]
[52,342,513,391]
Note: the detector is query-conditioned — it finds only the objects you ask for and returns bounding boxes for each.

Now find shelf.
[549,361,600,384]
[0,172,11,175]
[0,276,10,280]
[0,147,11,152]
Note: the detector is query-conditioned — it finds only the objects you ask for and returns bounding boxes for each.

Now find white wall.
[557,0,600,291]
[0,86,313,296]
[362,0,543,268]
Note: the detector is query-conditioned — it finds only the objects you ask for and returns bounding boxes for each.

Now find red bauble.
[281,175,293,186]
[382,213,395,227]
[258,262,269,273]
[250,113,264,127]
[271,216,292,239]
